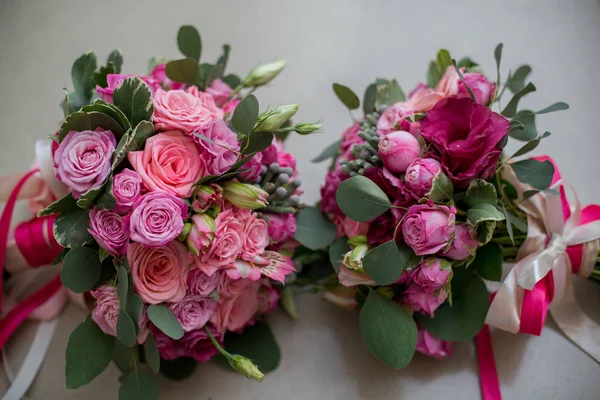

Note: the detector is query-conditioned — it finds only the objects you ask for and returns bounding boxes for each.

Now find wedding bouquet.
[294,45,585,370]
[7,25,320,399]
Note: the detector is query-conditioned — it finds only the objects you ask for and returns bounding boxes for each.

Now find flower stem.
[204,326,233,359]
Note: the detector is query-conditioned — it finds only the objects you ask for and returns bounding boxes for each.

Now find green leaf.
[143,332,160,374]
[61,247,103,293]
[472,242,503,281]
[82,99,132,132]
[223,74,241,89]
[71,52,98,104]
[494,43,503,89]
[436,49,452,76]
[376,79,405,107]
[119,370,158,400]
[99,247,111,263]
[165,58,199,85]
[222,322,281,373]
[359,289,417,369]
[113,77,154,128]
[58,111,125,143]
[92,63,116,88]
[293,206,337,250]
[506,65,531,93]
[38,193,78,217]
[241,131,273,154]
[95,174,117,210]
[452,59,475,102]
[66,316,114,389]
[107,49,123,74]
[329,237,350,273]
[113,339,135,374]
[363,83,377,114]
[511,159,554,190]
[467,203,505,225]
[332,83,360,110]
[160,357,196,381]
[177,25,202,61]
[464,179,497,207]
[510,110,537,141]
[76,184,105,209]
[475,220,497,245]
[205,63,224,87]
[217,44,231,71]
[363,240,414,285]
[536,102,569,115]
[126,293,143,329]
[510,133,549,159]
[54,208,93,248]
[457,57,479,69]
[426,171,454,202]
[231,94,259,134]
[500,202,515,245]
[418,274,490,341]
[117,265,129,307]
[312,139,341,163]
[62,89,70,118]
[501,82,536,118]
[117,311,137,347]
[279,287,297,320]
[112,121,155,170]
[426,61,442,88]
[147,304,183,340]
[336,175,391,222]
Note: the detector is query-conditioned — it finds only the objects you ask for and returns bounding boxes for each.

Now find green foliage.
[328,237,350,273]
[467,203,505,226]
[511,159,555,190]
[509,110,537,141]
[241,131,273,154]
[147,304,183,340]
[293,206,337,250]
[76,184,105,209]
[536,102,569,115]
[107,49,123,73]
[231,94,259,134]
[472,242,503,281]
[332,83,360,110]
[426,171,454,202]
[363,241,418,285]
[61,247,103,293]
[465,179,497,208]
[375,79,405,108]
[58,111,125,143]
[53,208,93,248]
[116,311,137,347]
[143,332,161,374]
[494,43,503,89]
[312,139,341,163]
[279,287,298,320]
[336,175,391,222]
[113,77,154,128]
[506,65,531,93]
[165,58,199,84]
[160,357,196,381]
[363,83,377,114]
[82,99,132,132]
[95,174,117,210]
[177,25,202,61]
[119,370,158,400]
[501,82,536,118]
[426,60,442,88]
[38,193,78,217]
[71,52,98,106]
[112,121,155,170]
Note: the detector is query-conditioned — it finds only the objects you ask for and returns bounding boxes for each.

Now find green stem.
[204,326,233,359]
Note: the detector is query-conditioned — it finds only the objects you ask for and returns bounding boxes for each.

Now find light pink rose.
[376,103,419,136]
[195,209,243,276]
[443,224,478,260]
[458,72,496,105]
[404,283,447,317]
[402,202,456,255]
[405,158,442,198]
[210,280,260,332]
[265,212,297,243]
[239,151,263,182]
[91,285,148,343]
[153,326,222,362]
[54,129,116,198]
[411,258,451,292]
[378,131,421,173]
[187,269,220,297]
[128,130,205,198]
[96,74,161,103]
[113,168,143,214]
[416,329,452,359]
[88,209,129,255]
[205,79,234,107]
[150,64,185,90]
[128,241,189,304]
[169,295,217,332]
[257,285,280,314]
[196,120,240,175]
[240,212,269,261]
[152,87,223,134]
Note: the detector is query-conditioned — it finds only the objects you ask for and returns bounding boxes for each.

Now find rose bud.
[442,223,478,260]
[416,329,452,359]
[342,244,368,271]
[404,283,448,317]
[411,258,452,292]
[222,181,268,210]
[458,72,496,105]
[378,131,421,173]
[187,213,216,256]
[88,209,129,256]
[405,158,444,198]
[229,355,264,382]
[402,202,456,256]
[255,104,299,131]
[242,60,287,87]
[113,168,143,214]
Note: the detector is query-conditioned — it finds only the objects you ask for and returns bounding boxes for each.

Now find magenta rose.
[405,158,443,198]
[128,241,189,304]
[169,295,217,332]
[277,151,296,170]
[54,129,116,198]
[210,280,260,332]
[153,326,222,362]
[196,119,240,175]
[152,87,223,134]
[96,74,161,103]
[195,208,243,276]
[320,170,347,216]
[91,286,148,343]
[416,329,452,359]
[402,202,456,255]
[187,269,220,297]
[367,211,397,245]
[378,131,421,173]
[339,123,363,155]
[257,285,280,314]
[404,283,447,317]
[124,192,188,247]
[260,143,279,166]
[88,209,129,255]
[113,168,143,214]
[443,223,478,260]
[457,72,496,105]
[411,258,451,292]
[420,97,510,188]
[265,212,297,244]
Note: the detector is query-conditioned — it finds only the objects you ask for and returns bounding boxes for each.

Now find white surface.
[1,0,600,398]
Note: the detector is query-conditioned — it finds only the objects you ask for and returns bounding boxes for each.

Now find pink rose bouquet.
[34,25,320,398]
[294,45,579,377]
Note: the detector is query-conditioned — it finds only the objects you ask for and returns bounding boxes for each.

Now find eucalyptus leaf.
[144,332,161,374]
[177,25,202,61]
[223,74,241,89]
[332,83,360,110]
[506,65,531,93]
[362,240,400,285]
[160,357,197,381]
[376,79,405,107]
[293,206,337,250]
[329,237,350,273]
[116,311,137,347]
[119,370,158,400]
[217,44,231,71]
[457,57,479,69]
[147,304,183,340]
[113,77,154,127]
[312,139,341,163]
[510,110,537,141]
[61,247,103,293]
[113,339,135,374]
[500,202,515,245]
[126,293,143,329]
[279,287,297,320]
[511,159,554,190]
[472,242,503,282]
[54,208,93,248]
[426,60,442,88]
[536,102,569,115]
[336,175,391,222]
[363,83,377,114]
[436,49,452,76]
[231,94,259,134]
[165,58,199,85]
[38,193,78,217]
[494,43,503,89]
[117,265,129,307]
[501,82,536,118]
[241,131,273,154]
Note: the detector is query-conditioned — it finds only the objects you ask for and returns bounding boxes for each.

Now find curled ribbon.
[485,157,600,362]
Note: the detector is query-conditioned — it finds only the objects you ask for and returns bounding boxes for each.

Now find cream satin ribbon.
[485,167,600,362]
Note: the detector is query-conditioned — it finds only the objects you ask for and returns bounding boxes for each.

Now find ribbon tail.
[476,325,502,400]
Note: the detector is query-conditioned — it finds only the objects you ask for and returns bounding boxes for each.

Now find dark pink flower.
[416,329,452,359]
[442,223,478,260]
[411,258,451,292]
[378,131,421,173]
[320,170,347,216]
[88,209,129,255]
[404,158,442,198]
[402,202,455,255]
[404,284,447,317]
[457,72,496,105]
[265,212,297,244]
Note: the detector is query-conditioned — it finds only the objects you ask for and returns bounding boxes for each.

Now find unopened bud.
[229,355,264,382]
[243,60,287,87]
[255,104,299,131]
[294,122,322,135]
[342,244,368,271]
[222,181,268,210]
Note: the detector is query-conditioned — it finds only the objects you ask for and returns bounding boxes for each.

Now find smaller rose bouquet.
[12,25,320,399]
[293,45,583,372]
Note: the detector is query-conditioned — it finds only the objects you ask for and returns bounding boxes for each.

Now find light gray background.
[1,0,600,399]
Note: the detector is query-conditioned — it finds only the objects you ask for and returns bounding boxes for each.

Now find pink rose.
[128,241,189,304]
[376,103,418,136]
[340,123,363,154]
[405,85,444,112]
[378,131,421,173]
[195,209,243,276]
[420,97,510,188]
[265,212,297,243]
[91,285,148,343]
[277,151,296,170]
[196,120,240,175]
[210,280,260,332]
[96,74,161,103]
[150,64,185,90]
[239,151,263,182]
[402,203,456,255]
[458,72,496,105]
[88,209,129,255]
[435,66,461,99]
[411,258,451,292]
[152,87,223,134]
[205,79,234,107]
[367,212,398,245]
[128,130,205,198]
[416,329,452,359]
[217,272,248,297]
[320,170,347,216]
[187,269,220,297]
[404,283,447,317]
[169,295,217,332]
[54,129,116,198]
[257,285,280,314]
[443,224,478,260]
[260,143,279,166]
[405,158,443,198]
[153,326,222,362]
[124,192,188,247]
[240,212,269,261]
[113,168,143,214]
